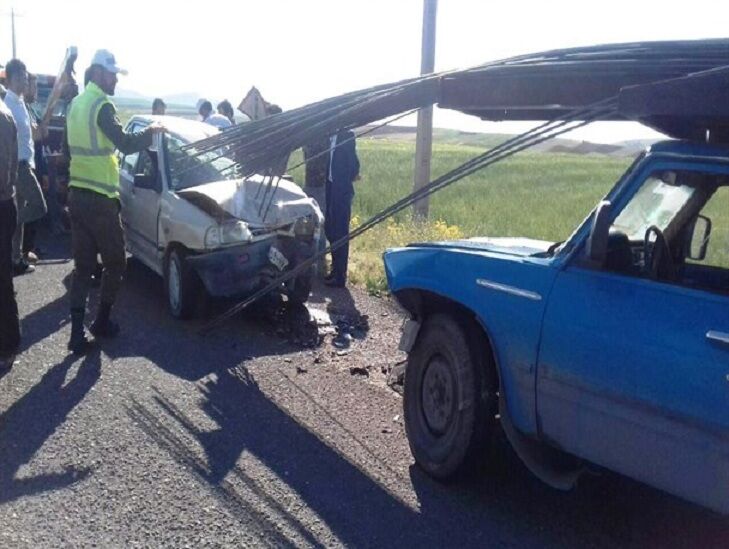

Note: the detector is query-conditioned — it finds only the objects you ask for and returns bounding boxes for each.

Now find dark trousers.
[0,198,20,357]
[68,189,126,310]
[324,182,353,284]
[12,162,47,263]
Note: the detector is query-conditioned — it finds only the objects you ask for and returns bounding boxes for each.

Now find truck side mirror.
[686,214,712,261]
[586,200,612,265]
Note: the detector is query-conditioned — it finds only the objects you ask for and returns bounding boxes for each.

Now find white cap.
[90,49,128,75]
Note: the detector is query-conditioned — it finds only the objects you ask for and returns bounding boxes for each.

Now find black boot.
[90,302,120,338]
[67,308,90,354]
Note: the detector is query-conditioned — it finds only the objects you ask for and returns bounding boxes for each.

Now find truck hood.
[408,237,555,257]
[177,175,323,228]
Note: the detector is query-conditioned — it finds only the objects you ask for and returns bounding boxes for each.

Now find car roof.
[129,115,220,141]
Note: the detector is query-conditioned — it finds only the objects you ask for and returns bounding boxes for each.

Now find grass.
[290,139,633,291]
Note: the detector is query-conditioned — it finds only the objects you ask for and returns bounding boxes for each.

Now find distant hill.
[361,124,657,156]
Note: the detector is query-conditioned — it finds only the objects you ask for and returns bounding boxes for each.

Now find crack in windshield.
[166,133,238,191]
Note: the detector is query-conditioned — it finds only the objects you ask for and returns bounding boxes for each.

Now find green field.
[290,140,633,290]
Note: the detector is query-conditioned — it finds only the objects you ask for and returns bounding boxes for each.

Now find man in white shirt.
[3,59,47,275]
[198,100,232,130]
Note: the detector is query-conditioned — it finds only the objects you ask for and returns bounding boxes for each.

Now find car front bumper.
[186,235,318,298]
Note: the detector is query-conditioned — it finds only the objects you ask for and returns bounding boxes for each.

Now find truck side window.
[688,187,729,270]
[597,172,696,278]
[680,186,729,295]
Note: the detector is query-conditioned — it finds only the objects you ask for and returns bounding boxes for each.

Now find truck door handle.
[706,331,729,347]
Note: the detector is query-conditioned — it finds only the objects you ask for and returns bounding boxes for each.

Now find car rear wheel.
[165,248,201,319]
[404,313,496,479]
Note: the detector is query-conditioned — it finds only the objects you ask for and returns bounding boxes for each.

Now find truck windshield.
[165,133,237,191]
[612,173,695,240]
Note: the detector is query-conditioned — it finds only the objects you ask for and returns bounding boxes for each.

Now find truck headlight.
[205,221,252,249]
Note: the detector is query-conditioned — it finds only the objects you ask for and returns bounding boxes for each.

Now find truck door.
[537,166,729,513]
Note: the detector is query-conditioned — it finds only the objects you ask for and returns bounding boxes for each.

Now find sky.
[3,0,729,142]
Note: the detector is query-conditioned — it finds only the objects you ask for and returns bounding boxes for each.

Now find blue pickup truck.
[385,139,729,513]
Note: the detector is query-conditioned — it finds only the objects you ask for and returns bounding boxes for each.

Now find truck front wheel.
[404,313,495,479]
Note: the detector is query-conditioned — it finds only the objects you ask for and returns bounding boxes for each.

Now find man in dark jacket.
[324,129,360,287]
[0,97,20,369]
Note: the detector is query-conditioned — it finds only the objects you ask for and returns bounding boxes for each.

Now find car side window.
[122,151,140,174]
[137,150,157,178]
[120,123,143,173]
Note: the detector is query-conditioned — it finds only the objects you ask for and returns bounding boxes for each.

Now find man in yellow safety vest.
[66,49,164,354]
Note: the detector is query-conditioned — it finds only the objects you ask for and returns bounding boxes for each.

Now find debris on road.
[349,366,369,377]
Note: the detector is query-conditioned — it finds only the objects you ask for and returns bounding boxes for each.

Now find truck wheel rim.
[421,356,455,436]
[169,258,181,311]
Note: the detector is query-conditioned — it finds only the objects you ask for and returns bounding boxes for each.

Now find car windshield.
[165,132,238,191]
[612,173,695,240]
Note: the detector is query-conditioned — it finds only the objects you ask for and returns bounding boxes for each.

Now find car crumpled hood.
[409,236,555,257]
[177,175,323,228]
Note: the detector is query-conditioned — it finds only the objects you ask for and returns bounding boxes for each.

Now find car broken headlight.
[205,221,252,249]
[293,214,318,236]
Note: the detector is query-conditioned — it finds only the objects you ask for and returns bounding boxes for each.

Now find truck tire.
[404,313,495,479]
[165,248,201,320]
[288,268,313,305]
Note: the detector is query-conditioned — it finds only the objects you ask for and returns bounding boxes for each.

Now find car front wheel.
[288,267,314,305]
[404,313,496,479]
[165,248,201,319]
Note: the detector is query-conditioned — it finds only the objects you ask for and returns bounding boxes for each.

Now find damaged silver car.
[119,115,322,318]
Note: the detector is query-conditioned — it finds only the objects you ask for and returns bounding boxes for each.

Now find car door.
[119,123,142,254]
[126,141,163,269]
[536,164,729,513]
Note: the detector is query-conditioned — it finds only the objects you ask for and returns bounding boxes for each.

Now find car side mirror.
[134,173,158,190]
[586,200,612,265]
[687,214,712,261]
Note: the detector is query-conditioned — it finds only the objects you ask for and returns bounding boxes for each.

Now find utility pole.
[412,0,437,220]
[5,8,22,58]
[11,8,17,57]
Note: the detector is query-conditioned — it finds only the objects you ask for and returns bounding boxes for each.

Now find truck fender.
[398,319,421,353]
[499,387,582,491]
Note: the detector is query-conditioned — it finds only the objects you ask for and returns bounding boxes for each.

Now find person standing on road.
[22,74,49,265]
[3,59,48,276]
[324,129,360,288]
[0,96,20,370]
[65,49,165,354]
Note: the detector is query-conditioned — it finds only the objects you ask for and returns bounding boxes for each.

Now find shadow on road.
[126,362,729,548]
[0,350,101,504]
[92,260,295,382]
[127,368,463,547]
[19,272,72,352]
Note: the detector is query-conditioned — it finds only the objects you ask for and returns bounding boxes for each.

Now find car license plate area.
[268,246,289,271]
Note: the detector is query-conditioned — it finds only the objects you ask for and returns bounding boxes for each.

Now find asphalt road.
[1,234,727,548]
